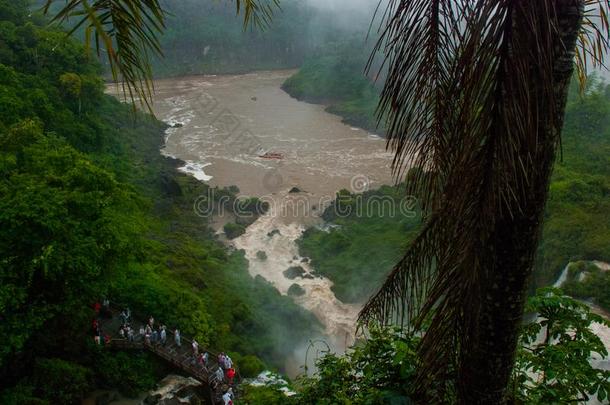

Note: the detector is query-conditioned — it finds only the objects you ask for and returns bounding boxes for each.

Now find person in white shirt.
[223,355,232,370]
[222,389,233,405]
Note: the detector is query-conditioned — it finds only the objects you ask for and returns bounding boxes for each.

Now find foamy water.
[137,71,394,373]
[546,261,610,404]
[231,193,360,344]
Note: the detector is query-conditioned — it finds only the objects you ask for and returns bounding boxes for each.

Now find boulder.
[288,283,306,297]
[283,266,306,279]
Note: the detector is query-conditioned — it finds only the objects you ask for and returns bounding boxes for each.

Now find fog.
[303,0,380,13]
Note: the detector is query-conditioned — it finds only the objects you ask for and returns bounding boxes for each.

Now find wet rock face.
[288,283,306,297]
[143,375,203,405]
[283,266,306,279]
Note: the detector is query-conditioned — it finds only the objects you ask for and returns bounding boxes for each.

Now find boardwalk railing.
[96,303,239,403]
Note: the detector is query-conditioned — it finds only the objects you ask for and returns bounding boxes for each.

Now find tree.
[514,288,610,403]
[288,289,610,404]
[45,0,610,402]
[43,0,279,110]
[59,72,82,114]
[357,1,610,403]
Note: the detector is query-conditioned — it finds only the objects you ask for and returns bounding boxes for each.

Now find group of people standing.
[142,316,171,346]
[91,299,238,404]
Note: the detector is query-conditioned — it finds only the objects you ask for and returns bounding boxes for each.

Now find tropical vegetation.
[0,2,320,402]
[2,0,610,404]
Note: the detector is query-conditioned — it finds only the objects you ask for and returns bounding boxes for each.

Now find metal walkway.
[97,305,237,404]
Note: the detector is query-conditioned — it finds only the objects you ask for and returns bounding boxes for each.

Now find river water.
[109,70,610,397]
[147,70,394,372]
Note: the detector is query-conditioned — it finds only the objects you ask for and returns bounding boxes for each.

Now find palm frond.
[575,0,610,88]
[236,0,281,29]
[43,0,166,112]
[42,0,280,110]
[360,0,592,400]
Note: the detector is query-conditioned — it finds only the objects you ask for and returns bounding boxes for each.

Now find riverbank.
[146,70,395,373]
[281,57,385,137]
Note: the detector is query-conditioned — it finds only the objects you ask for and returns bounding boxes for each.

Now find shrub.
[224,222,246,239]
[32,358,91,404]
[239,355,266,378]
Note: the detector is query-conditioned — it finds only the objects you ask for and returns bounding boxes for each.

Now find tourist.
[101,298,111,318]
[218,352,226,368]
[197,352,205,368]
[215,367,224,383]
[222,388,233,405]
[148,316,154,328]
[151,328,158,344]
[120,309,128,324]
[226,368,236,385]
[192,339,199,355]
[160,326,167,346]
[94,324,101,345]
[127,326,134,342]
[202,351,209,365]
[223,354,233,370]
[174,329,181,347]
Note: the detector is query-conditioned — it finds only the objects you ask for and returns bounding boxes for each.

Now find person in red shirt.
[226,368,235,385]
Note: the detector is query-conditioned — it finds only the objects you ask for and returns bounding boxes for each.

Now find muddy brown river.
[140,70,395,374]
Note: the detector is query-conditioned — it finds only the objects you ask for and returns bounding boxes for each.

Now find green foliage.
[256,250,267,260]
[513,288,610,403]
[298,185,421,303]
[0,2,321,400]
[295,326,420,404]
[282,46,383,135]
[294,290,610,404]
[0,125,138,367]
[146,1,376,77]
[534,78,610,287]
[93,351,158,397]
[0,383,48,405]
[59,72,81,97]
[562,261,610,312]
[224,221,247,239]
[238,355,266,378]
[296,78,610,305]
[240,385,289,404]
[32,358,91,404]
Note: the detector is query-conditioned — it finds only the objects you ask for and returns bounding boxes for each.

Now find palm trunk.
[458,1,584,403]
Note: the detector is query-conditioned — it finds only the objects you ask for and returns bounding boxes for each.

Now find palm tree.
[46,0,610,402]
[43,0,278,111]
[359,0,610,403]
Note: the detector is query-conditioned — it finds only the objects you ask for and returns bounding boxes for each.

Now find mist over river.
[148,70,394,374]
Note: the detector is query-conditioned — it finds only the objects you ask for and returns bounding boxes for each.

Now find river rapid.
[147,70,394,373]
